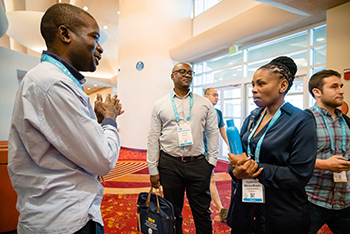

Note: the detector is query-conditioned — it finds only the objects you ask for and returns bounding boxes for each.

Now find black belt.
[161,151,204,163]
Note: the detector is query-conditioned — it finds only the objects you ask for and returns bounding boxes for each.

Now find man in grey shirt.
[147,62,219,234]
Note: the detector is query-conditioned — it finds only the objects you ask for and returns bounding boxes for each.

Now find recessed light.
[83,6,88,11]
[117,11,120,15]
[94,84,97,87]
[87,88,91,90]
[103,25,108,30]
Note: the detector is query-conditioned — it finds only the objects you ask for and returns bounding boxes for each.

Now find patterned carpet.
[101,148,231,234]
[101,148,332,234]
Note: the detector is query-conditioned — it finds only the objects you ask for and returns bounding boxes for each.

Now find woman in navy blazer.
[227,56,317,234]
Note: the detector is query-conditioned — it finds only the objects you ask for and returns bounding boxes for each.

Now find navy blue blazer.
[229,103,317,234]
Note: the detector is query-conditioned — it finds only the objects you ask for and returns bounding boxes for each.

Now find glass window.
[193,75,203,86]
[285,94,304,110]
[288,50,308,68]
[204,66,243,84]
[247,98,257,114]
[194,0,222,17]
[246,59,269,77]
[312,46,326,65]
[224,99,241,118]
[224,88,241,98]
[206,52,243,71]
[312,25,326,46]
[195,0,204,16]
[194,63,203,74]
[193,87,203,95]
[288,80,303,94]
[207,0,221,9]
[247,31,308,62]
[193,23,326,138]
[311,66,326,75]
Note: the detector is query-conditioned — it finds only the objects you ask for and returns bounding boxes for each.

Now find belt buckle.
[181,156,185,162]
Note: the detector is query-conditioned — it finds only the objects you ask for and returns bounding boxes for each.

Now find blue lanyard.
[247,102,286,162]
[40,54,84,91]
[313,105,347,153]
[170,91,193,123]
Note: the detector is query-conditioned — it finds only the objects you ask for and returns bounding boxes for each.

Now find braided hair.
[259,56,297,93]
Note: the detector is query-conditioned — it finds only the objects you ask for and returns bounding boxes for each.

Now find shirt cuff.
[207,155,217,167]
[102,118,117,129]
[148,165,159,176]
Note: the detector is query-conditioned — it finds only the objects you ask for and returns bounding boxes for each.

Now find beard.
[320,96,343,108]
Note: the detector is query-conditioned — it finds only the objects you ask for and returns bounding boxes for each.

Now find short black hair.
[308,69,341,98]
[258,56,297,94]
[40,3,95,48]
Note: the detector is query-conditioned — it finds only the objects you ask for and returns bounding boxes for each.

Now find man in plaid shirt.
[306,70,350,234]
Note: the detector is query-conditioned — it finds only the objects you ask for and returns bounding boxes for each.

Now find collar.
[42,51,86,85]
[314,104,343,119]
[280,102,293,115]
[172,89,192,98]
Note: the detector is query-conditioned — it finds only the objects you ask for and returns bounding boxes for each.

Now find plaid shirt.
[305,104,350,210]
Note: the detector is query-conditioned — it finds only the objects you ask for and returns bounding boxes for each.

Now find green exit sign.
[229,45,238,55]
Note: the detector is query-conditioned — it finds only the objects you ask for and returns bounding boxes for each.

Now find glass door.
[210,85,242,160]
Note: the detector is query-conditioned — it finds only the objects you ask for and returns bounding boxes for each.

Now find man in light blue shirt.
[8,4,123,233]
[204,87,229,222]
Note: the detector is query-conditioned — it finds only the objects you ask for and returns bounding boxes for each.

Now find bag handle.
[146,186,163,213]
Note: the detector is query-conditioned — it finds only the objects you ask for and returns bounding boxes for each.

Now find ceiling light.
[103,25,108,30]
[87,88,91,90]
[117,11,120,15]
[94,84,97,87]
[83,6,88,11]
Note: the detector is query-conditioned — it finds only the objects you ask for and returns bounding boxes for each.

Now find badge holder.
[177,122,193,147]
[334,171,347,182]
[242,178,265,203]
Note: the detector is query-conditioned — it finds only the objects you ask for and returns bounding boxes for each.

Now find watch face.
[338,101,349,115]
[136,61,144,71]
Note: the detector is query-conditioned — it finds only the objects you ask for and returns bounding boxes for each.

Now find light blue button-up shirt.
[8,53,121,233]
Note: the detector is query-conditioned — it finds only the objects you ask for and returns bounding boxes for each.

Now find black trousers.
[74,220,104,234]
[158,151,214,234]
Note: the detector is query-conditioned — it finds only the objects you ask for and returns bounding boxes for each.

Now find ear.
[312,88,322,99]
[279,79,288,93]
[171,73,174,81]
[58,25,71,44]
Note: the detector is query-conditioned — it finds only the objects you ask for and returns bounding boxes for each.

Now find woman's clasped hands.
[228,152,263,180]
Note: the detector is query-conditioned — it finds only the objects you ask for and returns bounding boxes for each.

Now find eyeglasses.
[173,69,195,76]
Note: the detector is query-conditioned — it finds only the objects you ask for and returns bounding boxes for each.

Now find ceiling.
[1,0,350,94]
